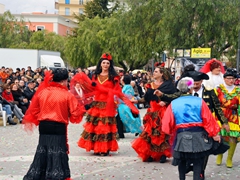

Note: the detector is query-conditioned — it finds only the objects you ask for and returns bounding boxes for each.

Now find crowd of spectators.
[0,64,239,126]
[0,66,41,125]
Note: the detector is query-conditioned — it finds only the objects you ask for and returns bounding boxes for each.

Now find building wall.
[25,22,54,32]
[14,13,77,36]
[56,0,90,20]
[58,23,69,36]
[0,3,5,14]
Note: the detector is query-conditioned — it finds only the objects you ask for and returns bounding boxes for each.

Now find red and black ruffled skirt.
[78,102,119,153]
[132,105,171,162]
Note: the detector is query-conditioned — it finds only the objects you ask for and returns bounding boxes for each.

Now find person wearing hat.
[154,70,229,177]
[24,80,36,101]
[161,77,221,180]
[214,68,240,168]
[23,68,84,180]
[200,59,225,89]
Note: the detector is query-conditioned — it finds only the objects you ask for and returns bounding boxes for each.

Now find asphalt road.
[0,109,240,180]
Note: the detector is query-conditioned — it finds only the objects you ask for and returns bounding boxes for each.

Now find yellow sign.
[191,48,211,58]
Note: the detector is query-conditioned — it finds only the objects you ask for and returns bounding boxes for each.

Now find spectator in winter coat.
[24,80,36,101]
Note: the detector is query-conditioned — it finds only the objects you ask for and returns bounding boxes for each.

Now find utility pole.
[237,1,240,73]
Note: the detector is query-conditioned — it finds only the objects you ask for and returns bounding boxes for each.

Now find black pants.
[116,113,124,138]
[186,155,208,176]
[179,158,204,180]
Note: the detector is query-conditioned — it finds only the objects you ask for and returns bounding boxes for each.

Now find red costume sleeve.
[161,104,176,135]
[68,94,84,124]
[201,100,220,137]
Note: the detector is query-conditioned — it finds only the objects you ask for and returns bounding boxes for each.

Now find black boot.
[159,155,167,163]
[100,150,109,156]
[119,134,125,138]
[7,116,17,125]
[147,156,154,162]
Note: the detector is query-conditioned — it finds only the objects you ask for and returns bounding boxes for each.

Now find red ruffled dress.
[132,81,176,162]
[78,75,122,154]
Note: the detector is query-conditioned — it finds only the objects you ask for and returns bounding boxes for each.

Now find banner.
[191,48,211,58]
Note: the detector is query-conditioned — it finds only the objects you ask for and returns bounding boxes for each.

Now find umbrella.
[132,69,147,75]
[87,66,96,71]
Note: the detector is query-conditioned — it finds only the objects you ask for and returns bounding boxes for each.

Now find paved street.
[0,109,240,180]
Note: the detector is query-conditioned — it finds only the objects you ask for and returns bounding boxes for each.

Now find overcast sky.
[0,0,55,14]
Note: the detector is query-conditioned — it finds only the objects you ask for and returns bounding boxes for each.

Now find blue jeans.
[2,104,12,116]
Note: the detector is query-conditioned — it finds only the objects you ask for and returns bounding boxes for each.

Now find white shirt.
[223,82,235,93]
[75,86,83,97]
[192,86,203,98]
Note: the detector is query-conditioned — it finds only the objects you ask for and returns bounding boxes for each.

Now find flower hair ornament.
[154,62,165,67]
[177,77,194,91]
[186,78,194,89]
[101,53,112,61]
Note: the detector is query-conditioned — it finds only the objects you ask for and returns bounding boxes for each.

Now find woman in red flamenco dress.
[77,53,126,156]
[132,66,176,163]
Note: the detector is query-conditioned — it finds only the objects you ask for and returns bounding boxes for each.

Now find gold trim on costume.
[98,75,109,84]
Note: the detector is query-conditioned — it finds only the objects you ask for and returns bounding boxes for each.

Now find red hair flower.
[101,53,112,61]
[160,62,165,67]
[154,62,160,67]
[154,62,165,67]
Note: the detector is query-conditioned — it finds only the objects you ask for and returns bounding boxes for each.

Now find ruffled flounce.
[78,113,118,153]
[131,106,171,161]
[83,121,117,134]
[85,114,116,126]
[132,136,171,162]
[219,128,240,140]
[78,138,118,153]
[88,102,117,117]
[218,119,240,142]
[132,137,150,161]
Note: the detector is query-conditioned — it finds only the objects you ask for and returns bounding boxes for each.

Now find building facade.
[14,12,77,36]
[55,0,91,20]
[0,3,5,14]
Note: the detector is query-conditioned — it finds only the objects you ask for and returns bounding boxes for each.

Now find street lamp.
[151,52,159,73]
